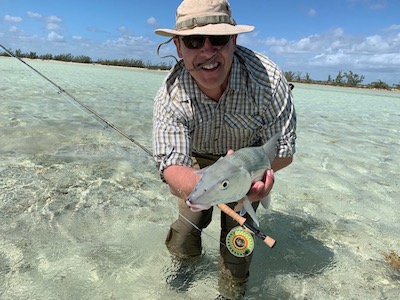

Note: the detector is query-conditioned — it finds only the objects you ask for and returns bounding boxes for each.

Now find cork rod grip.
[217,204,276,248]
[217,204,246,225]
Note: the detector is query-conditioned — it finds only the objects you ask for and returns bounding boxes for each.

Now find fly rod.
[1,44,276,256]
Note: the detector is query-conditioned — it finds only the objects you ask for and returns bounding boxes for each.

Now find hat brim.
[155,23,254,37]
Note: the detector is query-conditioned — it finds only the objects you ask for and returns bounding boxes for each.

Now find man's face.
[174,35,237,100]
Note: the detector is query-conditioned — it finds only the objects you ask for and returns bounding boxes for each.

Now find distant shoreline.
[0,55,170,73]
[2,56,398,92]
[292,81,400,93]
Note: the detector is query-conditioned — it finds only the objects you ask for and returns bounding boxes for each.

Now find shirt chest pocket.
[223,113,264,129]
[223,113,265,147]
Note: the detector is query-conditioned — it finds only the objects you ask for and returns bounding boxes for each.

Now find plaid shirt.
[153,45,296,176]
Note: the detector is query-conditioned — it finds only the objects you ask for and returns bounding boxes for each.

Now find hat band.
[175,15,236,31]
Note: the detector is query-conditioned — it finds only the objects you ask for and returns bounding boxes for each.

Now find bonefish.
[187,134,279,226]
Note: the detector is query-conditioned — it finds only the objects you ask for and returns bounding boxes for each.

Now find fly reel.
[226,226,255,257]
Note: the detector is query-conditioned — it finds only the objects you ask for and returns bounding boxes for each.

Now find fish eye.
[220,180,229,190]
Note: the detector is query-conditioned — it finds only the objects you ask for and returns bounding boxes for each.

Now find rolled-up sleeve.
[274,76,296,158]
[152,85,193,180]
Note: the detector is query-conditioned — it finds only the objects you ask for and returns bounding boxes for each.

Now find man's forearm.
[271,157,293,172]
[163,165,201,199]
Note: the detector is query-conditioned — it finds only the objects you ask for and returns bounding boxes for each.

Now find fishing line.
[1,43,224,248]
[2,44,277,256]
[0,45,152,157]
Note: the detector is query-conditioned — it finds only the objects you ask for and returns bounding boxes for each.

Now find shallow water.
[1,57,399,299]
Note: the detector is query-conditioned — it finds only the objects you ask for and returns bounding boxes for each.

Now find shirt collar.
[228,54,244,91]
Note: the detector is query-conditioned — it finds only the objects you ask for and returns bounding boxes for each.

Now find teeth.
[202,62,218,70]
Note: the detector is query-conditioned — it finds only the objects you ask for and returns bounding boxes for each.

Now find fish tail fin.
[242,197,260,227]
[263,133,280,162]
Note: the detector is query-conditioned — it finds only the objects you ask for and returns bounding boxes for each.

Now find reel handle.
[217,204,276,248]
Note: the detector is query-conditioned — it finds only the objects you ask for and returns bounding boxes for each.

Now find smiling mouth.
[200,62,219,70]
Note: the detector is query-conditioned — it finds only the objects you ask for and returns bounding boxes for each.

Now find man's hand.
[246,169,274,202]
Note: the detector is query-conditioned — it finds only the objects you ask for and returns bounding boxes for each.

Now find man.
[152,0,296,298]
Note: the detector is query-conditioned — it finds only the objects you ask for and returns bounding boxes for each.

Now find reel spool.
[226,226,255,257]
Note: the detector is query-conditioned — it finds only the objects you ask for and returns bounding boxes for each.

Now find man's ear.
[173,37,183,58]
[232,35,238,51]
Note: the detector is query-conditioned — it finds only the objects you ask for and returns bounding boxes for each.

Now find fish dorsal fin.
[194,166,209,175]
[194,156,225,175]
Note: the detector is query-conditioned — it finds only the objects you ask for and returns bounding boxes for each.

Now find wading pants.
[165,153,259,280]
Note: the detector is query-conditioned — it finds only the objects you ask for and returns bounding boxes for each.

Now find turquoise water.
[1,57,399,299]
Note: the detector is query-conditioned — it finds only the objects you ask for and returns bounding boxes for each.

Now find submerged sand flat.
[1,57,399,299]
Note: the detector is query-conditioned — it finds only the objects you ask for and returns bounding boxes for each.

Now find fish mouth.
[187,201,212,211]
[186,194,198,204]
[186,189,207,205]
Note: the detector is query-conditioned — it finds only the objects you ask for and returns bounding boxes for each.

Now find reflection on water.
[1,57,399,299]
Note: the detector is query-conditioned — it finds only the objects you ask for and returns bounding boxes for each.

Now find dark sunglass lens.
[182,36,206,49]
[209,35,231,46]
[182,35,231,49]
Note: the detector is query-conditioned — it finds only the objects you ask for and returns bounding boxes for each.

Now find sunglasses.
[181,35,232,49]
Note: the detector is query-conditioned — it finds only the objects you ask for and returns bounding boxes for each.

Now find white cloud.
[264,37,287,47]
[9,26,18,32]
[104,35,153,48]
[147,17,158,26]
[4,15,23,23]
[332,28,344,38]
[27,11,42,19]
[366,53,400,65]
[101,33,158,60]
[365,0,387,10]
[387,24,400,31]
[87,26,109,33]
[257,26,400,83]
[354,35,390,52]
[347,0,387,10]
[118,26,129,33]
[308,8,317,16]
[18,34,40,42]
[280,34,323,53]
[311,50,354,66]
[72,35,83,40]
[45,15,62,23]
[47,31,64,42]
[46,23,60,30]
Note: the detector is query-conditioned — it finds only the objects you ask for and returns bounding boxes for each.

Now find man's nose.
[201,38,218,53]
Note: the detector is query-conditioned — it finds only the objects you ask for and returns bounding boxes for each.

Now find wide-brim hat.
[155,0,254,37]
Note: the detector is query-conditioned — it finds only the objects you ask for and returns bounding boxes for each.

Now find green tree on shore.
[0,48,172,70]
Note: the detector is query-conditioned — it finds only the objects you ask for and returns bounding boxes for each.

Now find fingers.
[264,169,275,195]
[247,169,275,201]
[226,149,235,155]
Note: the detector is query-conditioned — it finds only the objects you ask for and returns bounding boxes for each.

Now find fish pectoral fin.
[239,207,246,216]
[234,202,244,213]
[260,194,271,209]
[242,197,260,227]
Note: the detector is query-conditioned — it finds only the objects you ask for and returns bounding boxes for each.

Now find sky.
[1,0,400,85]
